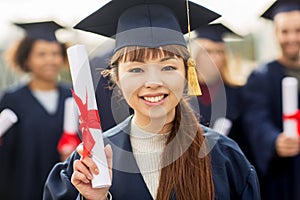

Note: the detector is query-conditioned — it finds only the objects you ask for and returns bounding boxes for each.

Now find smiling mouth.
[142,94,167,103]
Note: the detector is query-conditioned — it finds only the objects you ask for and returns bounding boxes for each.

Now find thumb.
[104,144,113,180]
[76,143,84,157]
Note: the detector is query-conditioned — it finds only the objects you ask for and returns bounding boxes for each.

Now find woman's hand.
[71,144,113,200]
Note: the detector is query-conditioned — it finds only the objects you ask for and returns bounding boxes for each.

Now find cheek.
[54,55,64,64]
[118,74,144,102]
[163,73,185,99]
[26,57,41,71]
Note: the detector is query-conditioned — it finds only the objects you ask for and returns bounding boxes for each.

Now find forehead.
[274,10,300,28]
[30,40,62,54]
[196,39,225,49]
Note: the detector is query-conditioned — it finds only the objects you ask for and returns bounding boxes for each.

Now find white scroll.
[63,97,78,134]
[0,108,18,137]
[282,77,298,138]
[213,117,232,136]
[57,97,80,154]
[67,44,111,188]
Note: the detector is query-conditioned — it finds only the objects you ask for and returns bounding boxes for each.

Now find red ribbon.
[57,132,81,154]
[283,109,300,136]
[71,89,101,158]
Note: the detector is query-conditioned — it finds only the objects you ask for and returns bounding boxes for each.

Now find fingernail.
[94,168,99,174]
[87,174,93,180]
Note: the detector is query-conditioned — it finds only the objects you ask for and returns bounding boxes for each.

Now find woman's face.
[117,53,186,126]
[26,39,64,82]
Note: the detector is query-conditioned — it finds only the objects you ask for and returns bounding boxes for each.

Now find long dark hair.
[110,45,214,200]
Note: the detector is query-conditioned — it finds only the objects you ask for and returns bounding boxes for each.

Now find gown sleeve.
[0,92,19,199]
[240,166,261,200]
[43,151,80,200]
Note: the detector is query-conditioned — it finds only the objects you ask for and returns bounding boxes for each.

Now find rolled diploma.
[58,97,80,153]
[0,108,18,137]
[63,97,78,134]
[67,44,111,188]
[213,117,232,136]
[282,77,298,138]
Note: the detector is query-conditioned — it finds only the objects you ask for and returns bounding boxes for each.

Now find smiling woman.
[43,1,260,200]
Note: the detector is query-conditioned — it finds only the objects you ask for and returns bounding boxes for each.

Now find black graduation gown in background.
[195,82,244,143]
[0,84,72,200]
[94,74,134,132]
[197,82,242,124]
[43,116,260,200]
[242,60,300,200]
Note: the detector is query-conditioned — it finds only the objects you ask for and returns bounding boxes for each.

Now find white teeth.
[144,95,164,103]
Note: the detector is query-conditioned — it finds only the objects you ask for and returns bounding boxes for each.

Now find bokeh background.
[0,0,278,92]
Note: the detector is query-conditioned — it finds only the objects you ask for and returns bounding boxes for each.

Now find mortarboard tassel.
[186,0,202,96]
[187,57,202,95]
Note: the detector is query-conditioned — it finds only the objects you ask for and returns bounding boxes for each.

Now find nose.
[144,81,163,88]
[144,70,163,88]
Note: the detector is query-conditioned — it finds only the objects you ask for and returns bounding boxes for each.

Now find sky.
[0,0,276,48]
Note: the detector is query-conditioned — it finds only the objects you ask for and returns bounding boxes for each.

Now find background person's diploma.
[282,77,298,138]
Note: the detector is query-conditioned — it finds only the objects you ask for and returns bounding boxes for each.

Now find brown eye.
[128,67,144,73]
[162,66,176,71]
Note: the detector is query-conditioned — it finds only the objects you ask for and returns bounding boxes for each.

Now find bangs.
[111,45,189,66]
[108,45,190,84]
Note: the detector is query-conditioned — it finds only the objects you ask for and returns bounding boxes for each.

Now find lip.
[139,93,168,106]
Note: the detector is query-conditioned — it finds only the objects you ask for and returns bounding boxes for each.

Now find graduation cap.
[194,23,239,43]
[14,21,63,41]
[74,0,220,52]
[261,0,300,20]
[75,0,220,96]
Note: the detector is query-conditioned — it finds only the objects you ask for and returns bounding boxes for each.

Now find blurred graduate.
[0,21,77,200]
[191,23,244,136]
[242,0,300,199]
[43,0,260,199]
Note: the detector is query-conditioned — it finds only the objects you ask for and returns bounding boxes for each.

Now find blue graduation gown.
[43,116,260,200]
[242,60,300,200]
[0,84,72,200]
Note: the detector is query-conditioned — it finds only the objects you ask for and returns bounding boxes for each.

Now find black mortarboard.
[194,23,239,42]
[74,0,220,52]
[14,21,63,41]
[261,0,300,20]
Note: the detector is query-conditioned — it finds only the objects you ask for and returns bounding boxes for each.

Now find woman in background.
[0,21,74,200]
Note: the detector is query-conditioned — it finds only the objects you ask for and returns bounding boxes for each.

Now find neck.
[133,114,174,134]
[278,55,300,69]
[29,77,57,91]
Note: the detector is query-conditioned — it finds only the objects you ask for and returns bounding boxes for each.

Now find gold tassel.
[187,57,202,96]
[185,0,201,96]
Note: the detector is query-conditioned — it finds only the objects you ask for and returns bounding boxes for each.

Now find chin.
[145,108,171,120]
[286,54,300,61]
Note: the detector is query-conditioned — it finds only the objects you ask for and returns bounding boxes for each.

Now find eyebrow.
[130,56,177,63]
[160,56,177,62]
